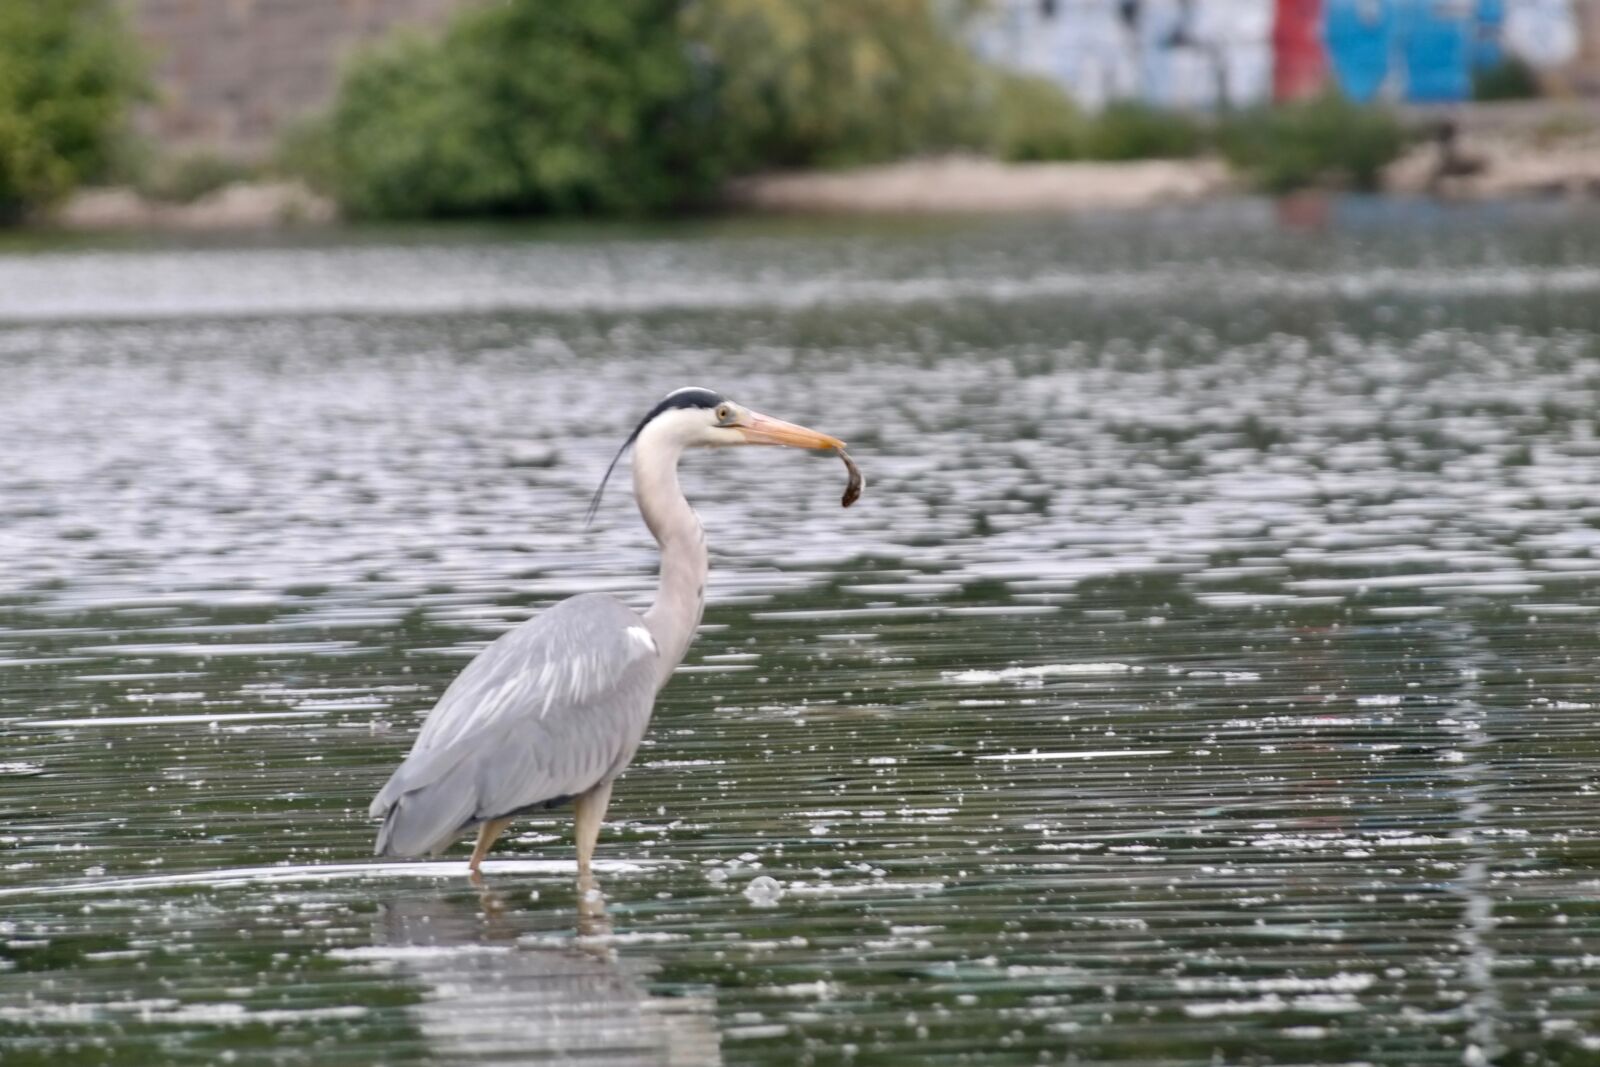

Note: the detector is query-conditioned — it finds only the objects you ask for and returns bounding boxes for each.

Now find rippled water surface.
[5,201,1600,1065]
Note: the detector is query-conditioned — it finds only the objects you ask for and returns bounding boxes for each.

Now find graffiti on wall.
[972,0,1584,108]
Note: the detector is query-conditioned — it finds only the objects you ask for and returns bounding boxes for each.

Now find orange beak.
[733,410,845,451]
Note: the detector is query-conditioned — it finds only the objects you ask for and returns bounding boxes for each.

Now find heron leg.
[574,780,614,878]
[468,816,513,879]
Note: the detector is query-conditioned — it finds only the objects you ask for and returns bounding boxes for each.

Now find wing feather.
[370,592,660,856]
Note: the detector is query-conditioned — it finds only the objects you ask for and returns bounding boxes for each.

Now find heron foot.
[576,871,611,940]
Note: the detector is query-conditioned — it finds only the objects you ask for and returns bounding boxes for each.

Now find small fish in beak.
[727,406,861,508]
[838,448,863,508]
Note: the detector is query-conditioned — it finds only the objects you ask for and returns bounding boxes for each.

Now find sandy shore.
[55,160,1238,230]
[725,156,1237,214]
[54,180,335,231]
[1386,104,1600,199]
[1387,140,1600,198]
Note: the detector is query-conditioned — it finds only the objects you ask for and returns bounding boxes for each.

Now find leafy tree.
[990,74,1083,163]
[0,0,145,219]
[685,0,990,169]
[326,0,718,218]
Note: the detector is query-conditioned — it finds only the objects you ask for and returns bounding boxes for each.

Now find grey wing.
[369,593,661,858]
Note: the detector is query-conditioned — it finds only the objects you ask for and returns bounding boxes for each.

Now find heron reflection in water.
[375,886,720,1065]
[370,388,858,881]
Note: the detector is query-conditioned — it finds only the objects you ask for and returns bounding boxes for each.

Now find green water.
[4,200,1600,1065]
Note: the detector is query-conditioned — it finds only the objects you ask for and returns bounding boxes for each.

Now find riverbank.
[1385,100,1600,199]
[51,157,1237,230]
[44,101,1600,230]
[724,157,1237,214]
[55,181,335,231]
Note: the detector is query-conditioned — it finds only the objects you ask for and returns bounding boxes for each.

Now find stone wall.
[1576,0,1600,96]
[121,0,477,160]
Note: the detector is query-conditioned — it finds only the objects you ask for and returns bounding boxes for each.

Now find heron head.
[586,387,845,523]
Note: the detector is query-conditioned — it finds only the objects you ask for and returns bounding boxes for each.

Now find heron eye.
[715,404,732,423]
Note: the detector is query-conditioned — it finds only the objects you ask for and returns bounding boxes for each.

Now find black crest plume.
[584,388,725,526]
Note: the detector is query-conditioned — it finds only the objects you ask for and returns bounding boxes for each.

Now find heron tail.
[371,772,477,858]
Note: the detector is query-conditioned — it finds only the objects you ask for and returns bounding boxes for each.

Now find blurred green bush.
[0,0,145,219]
[1083,102,1205,161]
[684,0,990,170]
[1474,57,1541,102]
[989,88,1207,164]
[136,152,257,204]
[322,0,718,218]
[315,0,996,217]
[989,74,1082,162]
[1217,94,1409,192]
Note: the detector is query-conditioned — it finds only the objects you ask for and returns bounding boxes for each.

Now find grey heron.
[369,387,850,879]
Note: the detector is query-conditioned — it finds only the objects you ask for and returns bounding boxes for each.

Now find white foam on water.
[945,662,1137,684]
[327,944,516,962]
[976,748,1172,762]
[783,880,944,898]
[0,1000,370,1026]
[70,641,357,658]
[21,710,328,727]
[0,858,665,899]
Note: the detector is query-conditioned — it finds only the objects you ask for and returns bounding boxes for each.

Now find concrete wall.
[971,0,1274,111]
[121,0,477,160]
[1574,0,1600,93]
[975,0,1600,110]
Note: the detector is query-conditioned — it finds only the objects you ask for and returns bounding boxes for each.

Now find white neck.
[632,427,708,688]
